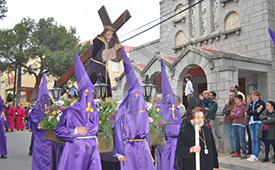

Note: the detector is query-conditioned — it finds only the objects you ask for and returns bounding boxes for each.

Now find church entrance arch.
[151,71,161,95]
[179,64,207,107]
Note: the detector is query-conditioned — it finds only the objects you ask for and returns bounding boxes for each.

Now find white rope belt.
[76,136,98,145]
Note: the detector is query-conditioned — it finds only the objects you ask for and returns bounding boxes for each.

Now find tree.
[0,17,91,103]
[0,0,7,20]
[0,17,34,104]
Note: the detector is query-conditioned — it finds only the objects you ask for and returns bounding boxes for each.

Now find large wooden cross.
[57,6,131,87]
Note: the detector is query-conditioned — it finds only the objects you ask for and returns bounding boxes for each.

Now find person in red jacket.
[230,94,247,159]
[15,103,25,131]
[4,103,15,132]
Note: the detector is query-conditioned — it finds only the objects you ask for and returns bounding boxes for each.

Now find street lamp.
[94,73,108,99]
[141,75,155,102]
[50,80,62,101]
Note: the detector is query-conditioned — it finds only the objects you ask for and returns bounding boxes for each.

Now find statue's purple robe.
[87,37,113,97]
[27,74,52,170]
[0,110,10,156]
[55,51,102,170]
[112,48,155,170]
[155,59,181,170]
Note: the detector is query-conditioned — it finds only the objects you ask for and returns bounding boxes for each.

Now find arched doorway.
[151,71,161,94]
[180,65,207,107]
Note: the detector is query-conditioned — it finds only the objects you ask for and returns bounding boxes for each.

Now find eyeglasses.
[194,116,206,120]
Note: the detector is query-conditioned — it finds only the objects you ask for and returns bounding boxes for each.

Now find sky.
[0,0,161,47]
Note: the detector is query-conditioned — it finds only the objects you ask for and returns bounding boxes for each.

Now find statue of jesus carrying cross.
[57,6,131,100]
[87,25,122,98]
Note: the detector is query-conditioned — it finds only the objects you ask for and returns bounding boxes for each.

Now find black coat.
[175,123,219,170]
[247,98,266,121]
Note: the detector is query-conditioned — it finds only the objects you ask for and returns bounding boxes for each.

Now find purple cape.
[0,95,10,156]
[0,110,10,156]
[55,51,101,170]
[112,47,155,170]
[27,74,52,169]
[29,105,52,169]
[156,59,181,170]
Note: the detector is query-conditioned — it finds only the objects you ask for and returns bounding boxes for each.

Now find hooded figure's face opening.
[84,89,88,97]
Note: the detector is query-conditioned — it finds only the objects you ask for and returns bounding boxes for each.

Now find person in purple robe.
[155,59,182,170]
[26,74,52,169]
[55,51,102,170]
[0,95,11,159]
[87,25,122,98]
[112,47,155,170]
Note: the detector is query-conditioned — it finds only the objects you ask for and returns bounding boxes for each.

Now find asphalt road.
[0,130,233,170]
[0,130,32,170]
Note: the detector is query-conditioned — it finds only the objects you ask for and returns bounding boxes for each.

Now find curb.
[219,162,268,170]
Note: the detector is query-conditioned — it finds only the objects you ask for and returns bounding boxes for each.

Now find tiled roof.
[196,47,238,55]
[134,63,146,70]
[123,45,135,53]
[161,55,176,63]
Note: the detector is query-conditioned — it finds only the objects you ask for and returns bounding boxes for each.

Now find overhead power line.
[119,2,189,39]
[120,0,204,44]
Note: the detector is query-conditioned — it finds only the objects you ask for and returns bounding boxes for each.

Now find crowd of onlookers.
[4,102,33,132]
[199,84,275,163]
[185,74,275,164]
[221,86,275,163]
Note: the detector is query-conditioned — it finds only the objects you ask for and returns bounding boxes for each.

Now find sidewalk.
[218,152,274,170]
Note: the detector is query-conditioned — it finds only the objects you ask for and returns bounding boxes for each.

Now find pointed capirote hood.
[268,28,275,46]
[161,59,175,105]
[123,50,142,94]
[156,59,181,123]
[37,74,50,110]
[74,51,95,98]
[0,95,4,111]
[112,47,149,139]
[74,51,95,111]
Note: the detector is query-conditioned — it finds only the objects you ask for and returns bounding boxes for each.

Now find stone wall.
[158,0,273,61]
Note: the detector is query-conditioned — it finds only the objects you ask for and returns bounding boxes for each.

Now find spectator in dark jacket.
[246,90,266,162]
[205,91,218,133]
[257,100,275,163]
[222,92,236,154]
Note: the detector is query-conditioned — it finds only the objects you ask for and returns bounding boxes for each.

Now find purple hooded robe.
[0,95,10,156]
[55,51,102,170]
[112,47,155,170]
[26,74,52,169]
[156,59,182,170]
